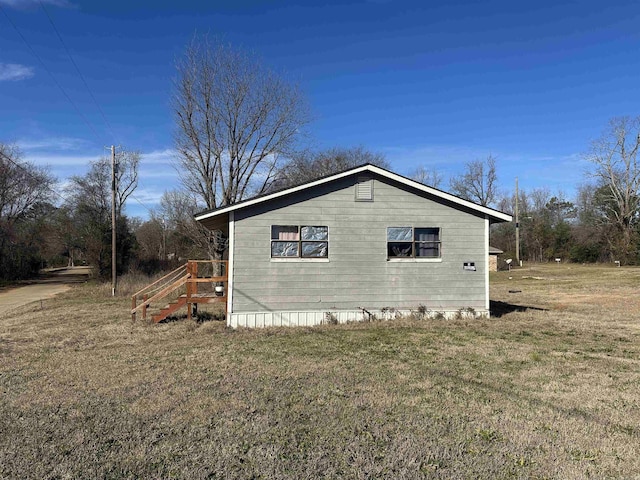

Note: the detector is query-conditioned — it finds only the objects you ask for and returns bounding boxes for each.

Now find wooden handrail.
[132,262,188,298]
[131,273,190,314]
[187,259,227,263]
[132,260,229,322]
[188,276,227,283]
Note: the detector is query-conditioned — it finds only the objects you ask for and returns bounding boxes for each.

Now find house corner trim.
[226,211,235,326]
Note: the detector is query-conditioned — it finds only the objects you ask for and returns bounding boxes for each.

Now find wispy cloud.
[138,168,177,180]
[124,187,172,219]
[383,144,498,183]
[383,143,586,199]
[509,153,587,193]
[19,137,101,167]
[141,148,174,165]
[0,0,70,8]
[0,63,34,81]
[138,148,176,179]
[18,136,89,152]
[384,144,488,170]
[26,154,97,167]
[132,187,165,206]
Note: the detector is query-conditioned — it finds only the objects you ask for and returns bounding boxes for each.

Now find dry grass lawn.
[1,263,639,479]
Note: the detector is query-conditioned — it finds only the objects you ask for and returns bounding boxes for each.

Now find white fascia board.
[194,164,513,223]
[194,165,374,221]
[366,165,513,222]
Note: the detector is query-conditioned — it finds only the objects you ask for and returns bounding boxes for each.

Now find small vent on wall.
[355,177,373,201]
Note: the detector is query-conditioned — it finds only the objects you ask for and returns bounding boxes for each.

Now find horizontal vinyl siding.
[232,174,487,314]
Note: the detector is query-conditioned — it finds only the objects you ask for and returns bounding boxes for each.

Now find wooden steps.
[131,261,228,324]
[152,295,188,323]
[151,293,226,323]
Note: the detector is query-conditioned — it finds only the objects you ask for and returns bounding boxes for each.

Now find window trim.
[386,226,441,260]
[270,225,329,259]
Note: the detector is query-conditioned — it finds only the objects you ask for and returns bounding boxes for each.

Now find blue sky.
[2,0,639,218]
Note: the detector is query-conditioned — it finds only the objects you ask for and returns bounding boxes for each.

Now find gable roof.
[194,163,513,223]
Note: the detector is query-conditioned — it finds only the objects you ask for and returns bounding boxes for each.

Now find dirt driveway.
[0,267,91,315]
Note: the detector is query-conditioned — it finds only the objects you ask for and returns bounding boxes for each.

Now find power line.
[0,4,103,143]
[38,0,117,143]
[130,193,157,216]
[2,143,155,213]
[1,148,150,215]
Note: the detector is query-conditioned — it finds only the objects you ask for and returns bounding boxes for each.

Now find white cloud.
[18,136,89,152]
[138,148,176,179]
[138,168,177,180]
[386,144,497,165]
[383,144,493,177]
[142,148,175,164]
[382,143,586,199]
[511,153,587,192]
[0,63,34,81]
[20,142,179,179]
[25,153,97,167]
[18,136,103,172]
[123,187,167,219]
[131,187,165,206]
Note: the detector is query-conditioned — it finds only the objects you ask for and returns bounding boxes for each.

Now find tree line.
[412,117,640,265]
[489,117,640,266]
[2,36,640,282]
[0,140,389,281]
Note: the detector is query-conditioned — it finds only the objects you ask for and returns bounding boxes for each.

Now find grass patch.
[1,264,639,478]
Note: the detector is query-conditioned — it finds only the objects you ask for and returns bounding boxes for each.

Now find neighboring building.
[489,246,504,272]
[195,164,512,328]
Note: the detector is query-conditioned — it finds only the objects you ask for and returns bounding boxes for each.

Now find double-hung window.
[271,225,328,258]
[387,227,440,258]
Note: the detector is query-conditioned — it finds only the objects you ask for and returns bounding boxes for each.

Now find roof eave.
[194,164,513,224]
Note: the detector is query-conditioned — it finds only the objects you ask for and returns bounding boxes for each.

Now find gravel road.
[0,266,91,315]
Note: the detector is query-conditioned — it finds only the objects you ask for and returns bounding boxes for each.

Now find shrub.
[411,304,429,320]
[569,243,602,263]
[455,307,477,320]
[324,312,338,325]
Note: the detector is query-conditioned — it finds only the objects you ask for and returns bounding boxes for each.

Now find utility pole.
[111,145,117,297]
[162,217,166,262]
[515,177,520,266]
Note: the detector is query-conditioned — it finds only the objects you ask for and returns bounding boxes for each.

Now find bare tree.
[275,146,389,189]
[173,36,310,210]
[0,142,55,279]
[449,155,498,206]
[529,187,551,214]
[63,150,139,277]
[575,183,600,226]
[0,142,54,225]
[66,150,139,219]
[159,190,225,261]
[135,218,164,261]
[113,150,140,217]
[584,116,640,261]
[410,165,443,188]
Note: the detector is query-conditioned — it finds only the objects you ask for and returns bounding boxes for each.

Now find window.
[271,225,328,258]
[387,227,440,258]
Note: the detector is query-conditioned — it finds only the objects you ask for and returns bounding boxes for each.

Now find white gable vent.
[355,177,373,201]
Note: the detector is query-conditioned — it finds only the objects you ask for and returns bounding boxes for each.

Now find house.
[194,164,512,328]
[489,246,504,272]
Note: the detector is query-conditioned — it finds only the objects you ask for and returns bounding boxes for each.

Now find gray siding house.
[195,164,512,328]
